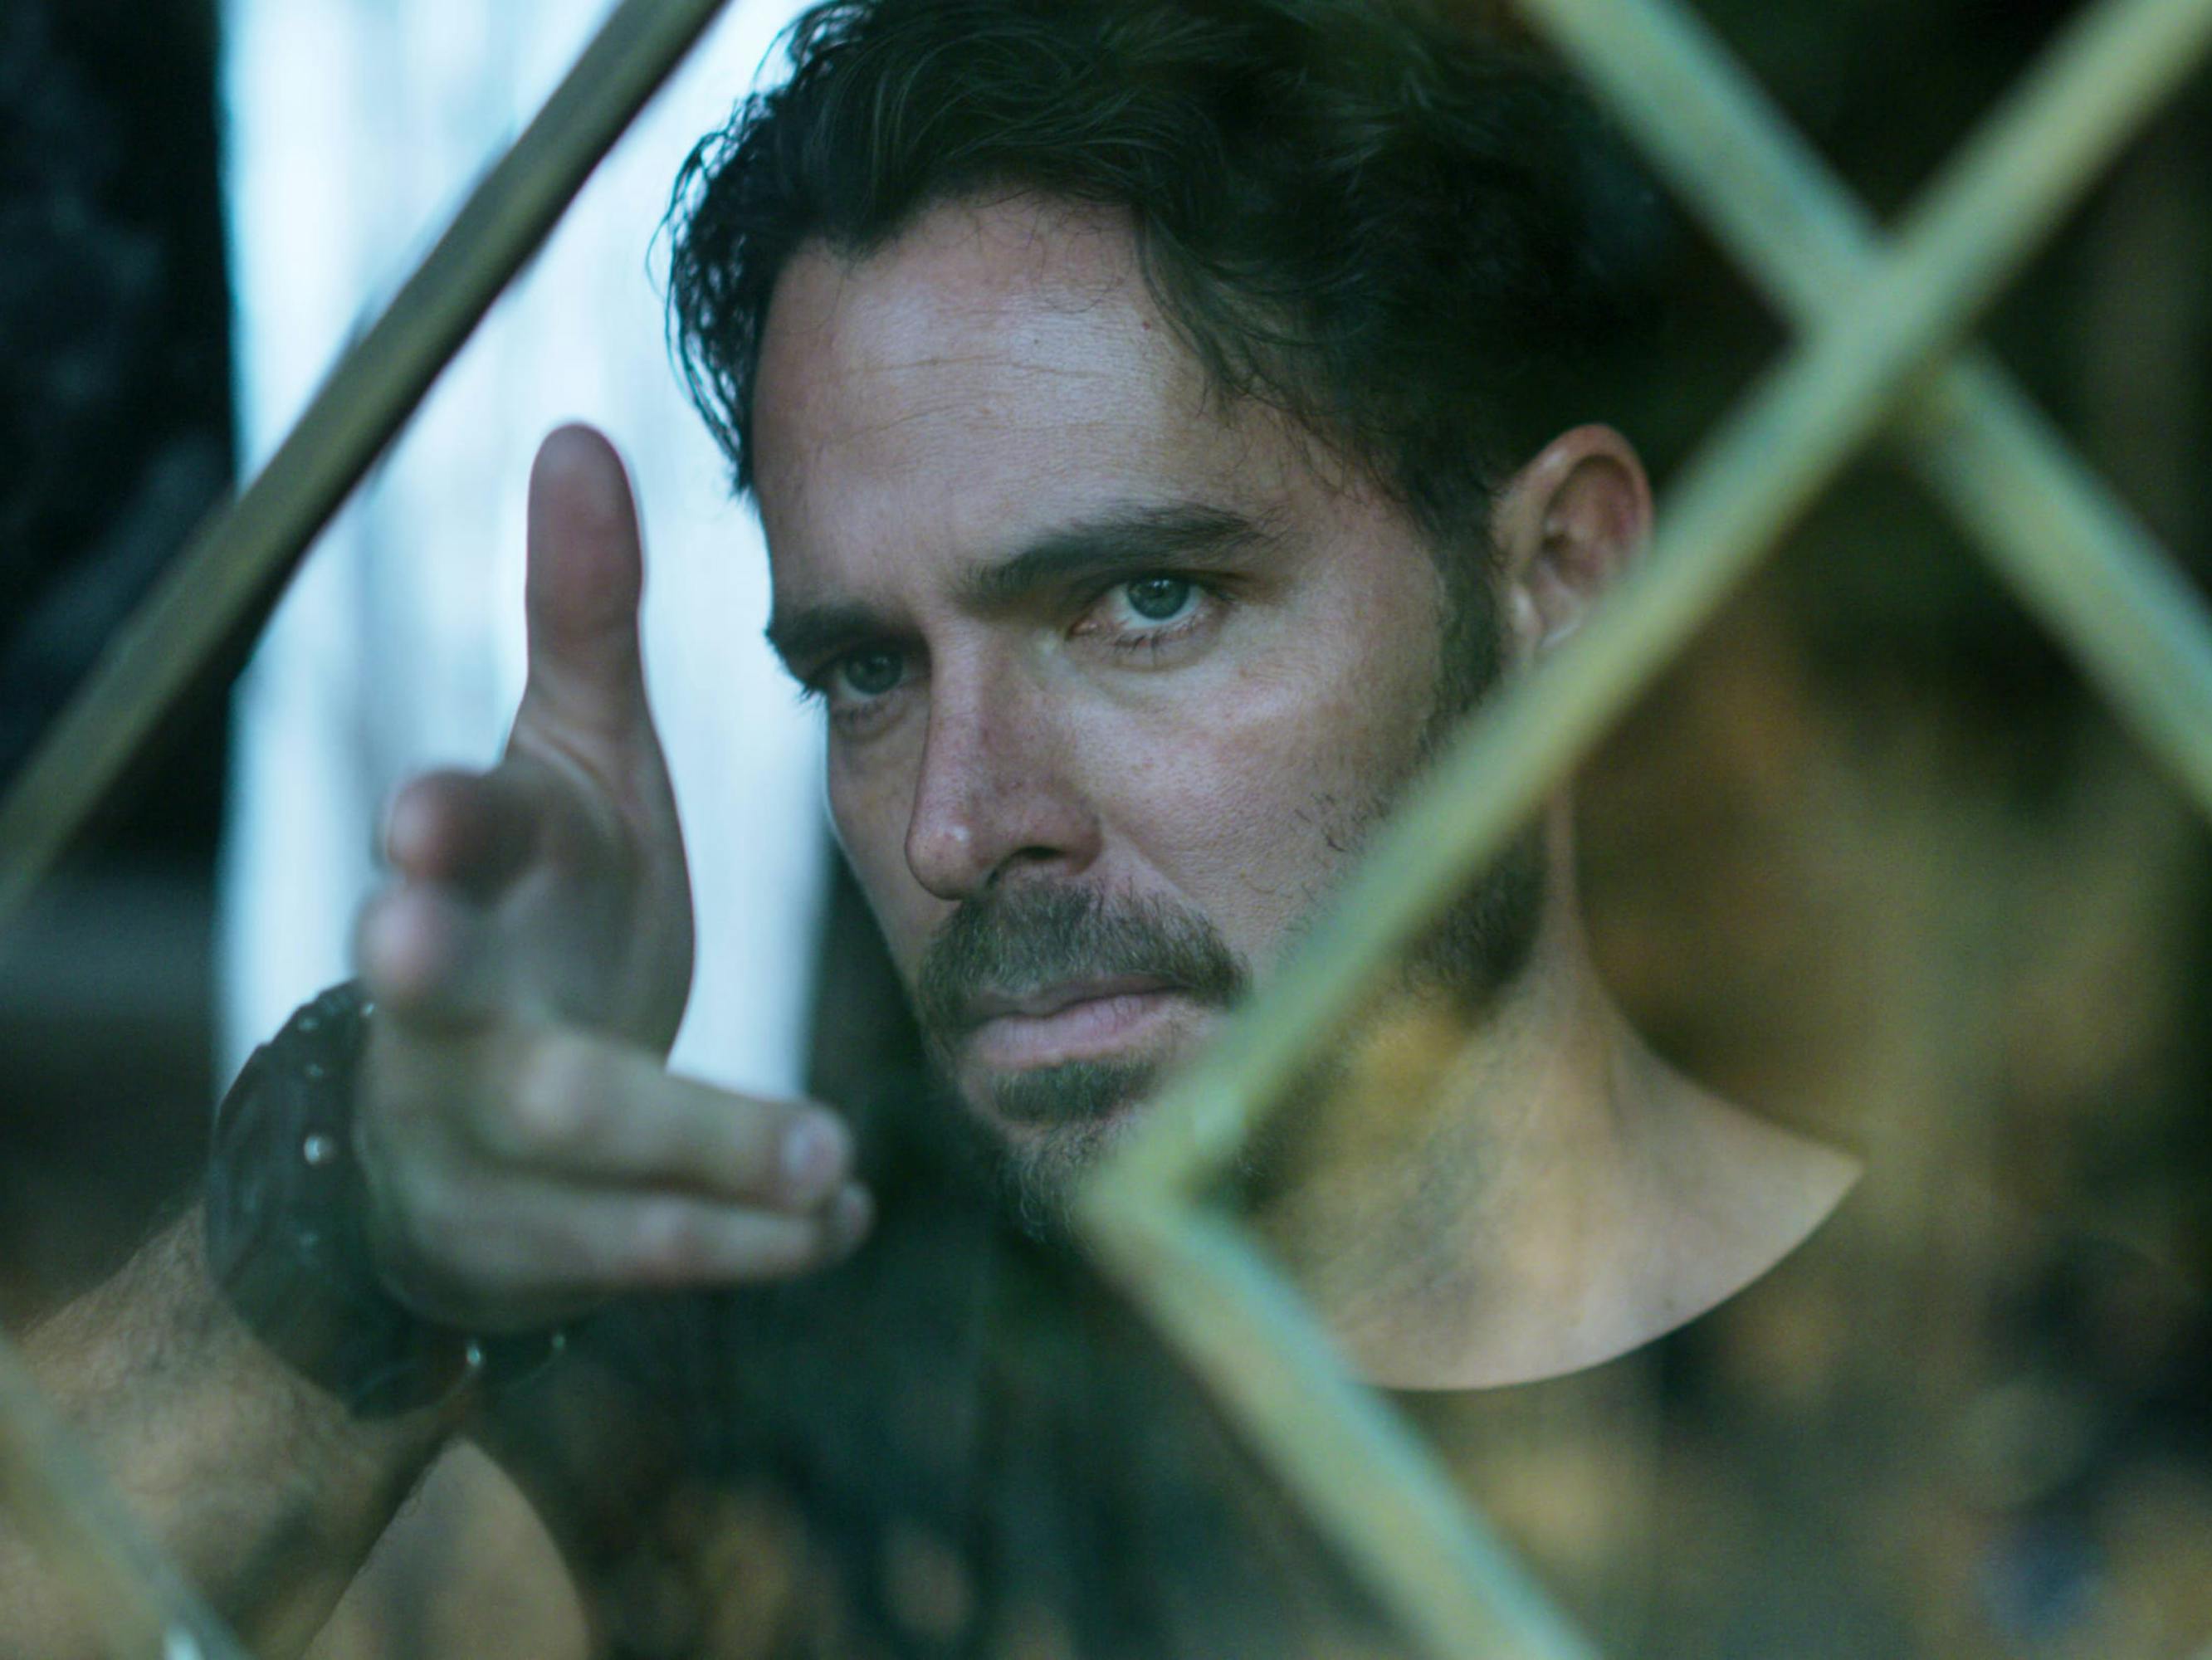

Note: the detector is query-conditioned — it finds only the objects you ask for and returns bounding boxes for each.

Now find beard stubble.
[910,536,1545,1237]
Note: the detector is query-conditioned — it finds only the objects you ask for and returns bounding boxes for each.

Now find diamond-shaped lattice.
[3,0,2211,1656]
[1076,0,2212,1656]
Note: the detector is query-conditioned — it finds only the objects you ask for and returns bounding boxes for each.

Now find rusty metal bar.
[1086,1206,1599,1659]
[1519,0,2212,828]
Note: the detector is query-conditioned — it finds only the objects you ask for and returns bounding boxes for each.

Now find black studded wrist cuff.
[204,982,566,1418]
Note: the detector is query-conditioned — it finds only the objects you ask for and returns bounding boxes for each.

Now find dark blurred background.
[2,0,2208,1385]
[0,0,232,1316]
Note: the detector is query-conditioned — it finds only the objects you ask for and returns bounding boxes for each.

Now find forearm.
[0,1206,453,1659]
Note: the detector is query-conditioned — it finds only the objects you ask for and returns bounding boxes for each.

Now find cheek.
[1095,635,1438,957]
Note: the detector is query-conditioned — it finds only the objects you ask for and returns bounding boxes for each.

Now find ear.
[1491,425,1651,667]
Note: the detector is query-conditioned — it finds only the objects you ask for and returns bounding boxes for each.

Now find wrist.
[205,984,569,1418]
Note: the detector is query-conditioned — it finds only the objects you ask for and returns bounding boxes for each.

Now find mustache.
[912,886,1248,1047]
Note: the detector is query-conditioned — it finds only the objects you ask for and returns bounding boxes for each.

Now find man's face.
[752,194,1522,1213]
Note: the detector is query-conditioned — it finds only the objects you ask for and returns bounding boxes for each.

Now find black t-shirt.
[500,1087,2212,1659]
[1399,1182,2212,1658]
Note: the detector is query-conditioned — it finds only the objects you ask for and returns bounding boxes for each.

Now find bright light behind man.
[217,0,823,1101]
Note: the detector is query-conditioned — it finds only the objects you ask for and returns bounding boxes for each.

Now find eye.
[1074,573,1225,660]
[1120,575,1198,623]
[830,647,903,701]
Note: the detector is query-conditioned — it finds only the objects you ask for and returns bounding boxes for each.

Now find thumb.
[518,423,652,742]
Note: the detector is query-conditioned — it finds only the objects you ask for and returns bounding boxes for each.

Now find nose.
[903,665,1101,901]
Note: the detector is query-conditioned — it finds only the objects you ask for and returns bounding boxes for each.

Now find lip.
[964,977,1184,1072]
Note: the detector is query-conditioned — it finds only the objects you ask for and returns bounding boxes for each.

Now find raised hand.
[352,425,867,1332]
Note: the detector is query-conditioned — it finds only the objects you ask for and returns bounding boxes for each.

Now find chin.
[968,1052,1157,1132]
[990,1108,1147,1243]
[964,1057,1159,1241]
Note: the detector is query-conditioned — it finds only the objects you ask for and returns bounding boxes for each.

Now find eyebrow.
[765,500,1277,675]
[953,501,1277,611]
[765,599,892,680]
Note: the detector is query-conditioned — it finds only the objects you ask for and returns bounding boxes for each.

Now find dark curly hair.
[665,0,1653,551]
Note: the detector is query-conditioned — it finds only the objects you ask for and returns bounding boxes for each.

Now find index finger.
[382,764,554,896]
[485,1026,860,1213]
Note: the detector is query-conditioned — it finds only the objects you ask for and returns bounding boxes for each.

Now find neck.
[1248,896,1858,1391]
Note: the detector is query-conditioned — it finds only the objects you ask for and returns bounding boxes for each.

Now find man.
[357,0,1858,1378]
[2,0,1911,1653]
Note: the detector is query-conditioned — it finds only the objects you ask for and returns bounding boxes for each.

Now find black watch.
[204,983,568,1418]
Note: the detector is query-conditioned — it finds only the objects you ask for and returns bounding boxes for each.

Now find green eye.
[1125,576,1194,622]
[835,649,902,698]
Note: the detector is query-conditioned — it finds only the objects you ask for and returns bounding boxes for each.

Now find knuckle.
[627,1204,703,1292]
[350,1077,402,1168]
[353,889,419,997]
[359,1053,437,1150]
[386,769,471,846]
[499,1037,604,1160]
[629,1201,715,1283]
[765,1106,851,1205]
[379,1170,466,1276]
[410,1169,473,1251]
[447,1218,532,1291]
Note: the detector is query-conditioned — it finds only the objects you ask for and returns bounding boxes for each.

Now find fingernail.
[830,1184,873,1250]
[780,1112,847,1204]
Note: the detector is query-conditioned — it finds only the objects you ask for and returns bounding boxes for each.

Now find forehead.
[750,194,1319,603]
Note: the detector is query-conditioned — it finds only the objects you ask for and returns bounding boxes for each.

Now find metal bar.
[1904,364,2212,803]
[0,0,738,935]
[1085,0,2212,1200]
[1086,1207,1598,1660]
[0,1328,252,1660]
[1518,0,2212,827]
